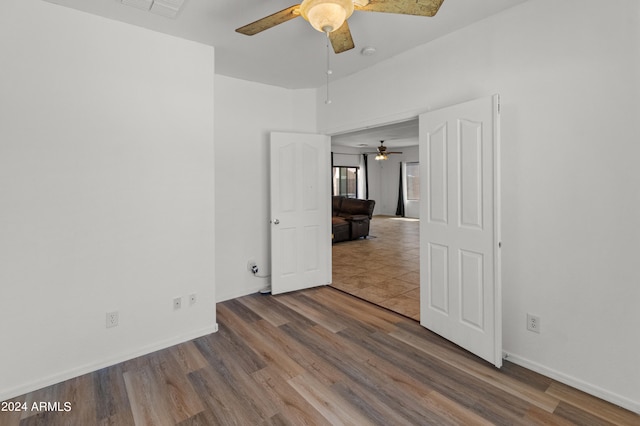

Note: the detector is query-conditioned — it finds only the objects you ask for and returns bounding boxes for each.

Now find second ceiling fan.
[236,0,445,54]
[367,141,403,160]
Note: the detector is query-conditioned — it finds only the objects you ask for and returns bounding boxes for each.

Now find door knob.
[273,219,280,225]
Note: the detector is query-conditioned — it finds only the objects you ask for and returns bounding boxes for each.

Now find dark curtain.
[395,163,405,217]
[330,152,334,196]
[362,153,369,200]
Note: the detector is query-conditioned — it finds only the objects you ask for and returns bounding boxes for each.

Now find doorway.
[330,119,421,320]
[277,95,502,367]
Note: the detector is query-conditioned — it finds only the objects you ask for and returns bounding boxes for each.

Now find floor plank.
[545,382,640,426]
[2,286,638,426]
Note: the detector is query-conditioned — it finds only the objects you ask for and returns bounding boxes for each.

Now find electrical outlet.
[527,313,540,333]
[189,293,197,306]
[173,297,182,310]
[106,311,119,328]
[247,260,258,273]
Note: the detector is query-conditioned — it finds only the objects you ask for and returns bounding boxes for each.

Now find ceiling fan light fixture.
[375,153,388,161]
[300,0,354,33]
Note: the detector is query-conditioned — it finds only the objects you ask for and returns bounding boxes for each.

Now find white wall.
[317,0,640,412]
[367,146,419,217]
[0,0,216,400]
[214,75,317,302]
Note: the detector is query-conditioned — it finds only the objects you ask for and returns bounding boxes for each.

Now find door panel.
[428,124,448,224]
[460,249,484,330]
[302,144,319,211]
[428,243,449,314]
[459,119,483,229]
[270,132,331,295]
[303,225,320,271]
[278,143,296,212]
[280,228,297,276]
[419,95,502,367]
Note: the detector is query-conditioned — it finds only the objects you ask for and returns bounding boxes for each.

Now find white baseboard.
[1,324,218,402]
[504,352,639,414]
[217,284,270,303]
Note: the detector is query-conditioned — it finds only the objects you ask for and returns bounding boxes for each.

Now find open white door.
[270,132,331,295]
[419,95,502,367]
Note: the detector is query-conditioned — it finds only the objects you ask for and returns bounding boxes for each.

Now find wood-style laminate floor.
[2,286,638,425]
[332,215,420,320]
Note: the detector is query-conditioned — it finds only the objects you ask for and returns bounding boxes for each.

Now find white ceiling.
[331,118,419,149]
[44,0,529,89]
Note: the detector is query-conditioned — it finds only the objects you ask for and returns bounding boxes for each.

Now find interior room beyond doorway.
[331,215,420,320]
[330,119,420,319]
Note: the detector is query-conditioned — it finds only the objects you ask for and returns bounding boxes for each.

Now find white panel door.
[419,95,502,367]
[270,132,331,295]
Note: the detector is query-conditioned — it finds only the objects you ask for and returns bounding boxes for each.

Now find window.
[333,166,358,198]
[406,162,420,200]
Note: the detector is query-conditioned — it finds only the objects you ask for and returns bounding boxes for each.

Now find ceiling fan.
[236,0,445,54]
[367,141,403,160]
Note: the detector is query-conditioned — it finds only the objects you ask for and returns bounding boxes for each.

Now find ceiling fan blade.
[329,21,355,54]
[355,0,445,17]
[236,5,301,36]
[387,152,403,154]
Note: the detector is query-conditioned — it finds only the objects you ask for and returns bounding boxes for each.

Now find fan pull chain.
[325,31,332,105]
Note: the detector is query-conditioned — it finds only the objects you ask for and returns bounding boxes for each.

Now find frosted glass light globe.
[300,0,354,33]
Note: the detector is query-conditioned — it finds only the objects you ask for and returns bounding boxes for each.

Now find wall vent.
[121,0,185,19]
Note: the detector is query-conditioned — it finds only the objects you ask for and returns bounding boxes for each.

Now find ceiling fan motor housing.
[299,0,355,33]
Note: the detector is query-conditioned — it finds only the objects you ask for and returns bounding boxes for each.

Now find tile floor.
[331,215,420,320]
